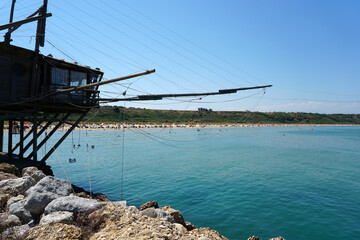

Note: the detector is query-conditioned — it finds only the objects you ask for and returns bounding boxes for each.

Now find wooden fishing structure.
[0,0,271,166]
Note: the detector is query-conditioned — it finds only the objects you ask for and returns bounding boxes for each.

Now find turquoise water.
[5,126,360,239]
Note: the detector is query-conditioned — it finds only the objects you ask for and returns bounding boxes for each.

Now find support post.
[27,113,69,158]
[4,0,16,44]
[33,114,38,161]
[0,120,3,152]
[8,121,13,156]
[19,119,24,158]
[41,112,87,163]
[22,114,58,154]
[12,119,43,152]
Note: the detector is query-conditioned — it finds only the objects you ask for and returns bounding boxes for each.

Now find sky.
[1,0,359,113]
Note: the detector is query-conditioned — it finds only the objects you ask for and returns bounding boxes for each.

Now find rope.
[86,129,92,198]
[54,148,75,194]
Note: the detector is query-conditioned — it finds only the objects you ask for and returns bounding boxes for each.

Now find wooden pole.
[0,120,3,152]
[8,121,13,156]
[4,0,16,44]
[32,114,38,161]
[20,119,24,158]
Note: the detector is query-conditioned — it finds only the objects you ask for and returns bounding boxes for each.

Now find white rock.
[0,224,30,239]
[6,195,24,209]
[39,211,74,225]
[44,196,102,215]
[156,209,175,223]
[9,199,33,224]
[174,223,188,234]
[0,176,36,196]
[22,167,46,182]
[24,176,72,215]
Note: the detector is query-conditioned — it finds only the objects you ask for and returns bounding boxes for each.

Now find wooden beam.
[8,121,13,156]
[46,69,155,97]
[0,13,52,31]
[41,112,87,163]
[27,113,69,159]
[0,120,3,152]
[19,119,24,158]
[32,114,38,161]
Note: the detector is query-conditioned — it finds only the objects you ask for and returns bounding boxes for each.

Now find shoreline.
[2,123,360,132]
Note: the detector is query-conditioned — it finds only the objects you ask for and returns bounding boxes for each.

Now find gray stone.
[44,196,102,215]
[0,212,21,231]
[155,209,174,223]
[141,207,157,218]
[0,176,36,196]
[0,224,30,239]
[9,199,33,224]
[39,211,74,225]
[24,176,72,215]
[22,167,46,182]
[6,195,24,209]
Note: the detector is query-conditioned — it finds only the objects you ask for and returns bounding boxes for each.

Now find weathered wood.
[47,69,155,97]
[41,112,87,163]
[27,113,69,159]
[0,120,3,152]
[19,119,24,158]
[8,121,13,156]
[0,13,52,31]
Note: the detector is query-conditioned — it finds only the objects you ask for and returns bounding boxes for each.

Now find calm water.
[5,126,360,239]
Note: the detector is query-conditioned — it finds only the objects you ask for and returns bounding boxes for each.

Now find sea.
[4,126,360,239]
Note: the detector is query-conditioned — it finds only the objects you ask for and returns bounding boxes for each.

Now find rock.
[0,172,18,181]
[141,207,157,218]
[0,212,21,232]
[0,224,30,239]
[0,163,20,176]
[248,236,260,240]
[155,209,174,223]
[44,196,102,215]
[161,205,185,225]
[269,237,286,240]
[24,176,72,215]
[6,195,24,209]
[184,221,196,231]
[0,176,36,196]
[139,200,159,211]
[198,237,210,240]
[39,211,74,225]
[174,223,188,234]
[26,223,82,240]
[0,194,10,208]
[9,199,33,224]
[22,167,46,182]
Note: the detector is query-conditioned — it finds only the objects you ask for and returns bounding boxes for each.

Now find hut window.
[70,71,87,87]
[50,67,69,86]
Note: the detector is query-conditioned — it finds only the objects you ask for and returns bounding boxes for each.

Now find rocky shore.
[0,163,285,240]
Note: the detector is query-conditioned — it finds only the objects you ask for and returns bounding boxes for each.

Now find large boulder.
[39,211,74,225]
[0,176,36,196]
[0,163,20,176]
[0,212,21,232]
[24,176,72,215]
[22,167,46,182]
[0,172,18,181]
[9,199,33,224]
[44,196,102,215]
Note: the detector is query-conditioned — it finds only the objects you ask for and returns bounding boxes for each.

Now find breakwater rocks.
[1,163,285,240]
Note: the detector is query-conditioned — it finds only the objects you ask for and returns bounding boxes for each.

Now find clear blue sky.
[1,0,359,113]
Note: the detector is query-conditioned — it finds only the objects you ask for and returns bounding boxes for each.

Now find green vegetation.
[69,106,360,124]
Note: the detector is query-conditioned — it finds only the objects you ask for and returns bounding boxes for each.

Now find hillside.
[71,106,360,124]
